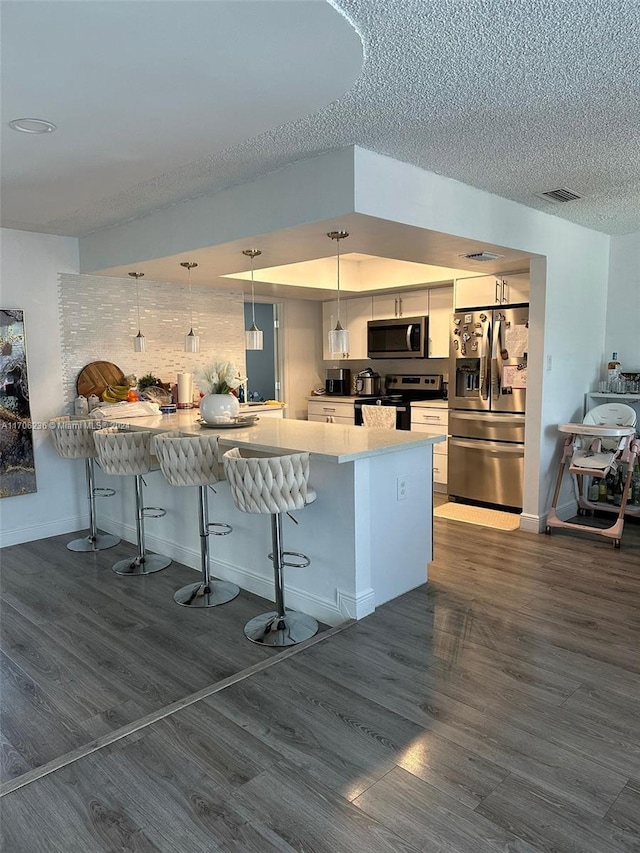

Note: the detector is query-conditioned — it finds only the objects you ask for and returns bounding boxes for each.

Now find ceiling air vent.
[459,251,503,262]
[539,188,581,203]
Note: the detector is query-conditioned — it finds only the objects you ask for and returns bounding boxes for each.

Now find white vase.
[199,393,240,424]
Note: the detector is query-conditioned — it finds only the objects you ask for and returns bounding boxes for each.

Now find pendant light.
[180,262,199,353]
[128,271,146,352]
[242,248,263,350]
[327,230,349,356]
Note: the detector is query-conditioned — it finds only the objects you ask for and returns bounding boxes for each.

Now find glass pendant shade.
[242,248,263,351]
[327,230,350,356]
[185,329,199,353]
[134,331,146,353]
[245,323,263,351]
[181,261,199,353]
[329,321,349,356]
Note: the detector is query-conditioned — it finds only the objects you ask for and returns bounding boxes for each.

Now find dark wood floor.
[1,515,639,852]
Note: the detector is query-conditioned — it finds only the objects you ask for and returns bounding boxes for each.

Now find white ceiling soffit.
[0,0,363,232]
[95,214,534,300]
[3,1,639,238]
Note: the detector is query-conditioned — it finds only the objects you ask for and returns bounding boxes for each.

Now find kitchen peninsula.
[92,412,445,625]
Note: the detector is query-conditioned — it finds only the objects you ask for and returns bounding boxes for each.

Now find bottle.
[607,352,621,384]
[74,395,89,416]
[598,478,608,502]
[606,471,616,503]
[613,468,624,506]
[87,394,100,411]
[588,478,600,502]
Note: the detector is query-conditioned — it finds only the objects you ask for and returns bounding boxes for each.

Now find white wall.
[281,297,324,419]
[606,233,640,372]
[0,228,82,546]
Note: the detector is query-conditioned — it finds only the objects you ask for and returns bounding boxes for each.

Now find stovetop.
[385,373,445,402]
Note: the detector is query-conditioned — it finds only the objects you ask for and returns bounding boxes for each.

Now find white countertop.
[105,409,445,463]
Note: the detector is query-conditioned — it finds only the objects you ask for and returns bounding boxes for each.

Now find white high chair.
[546,403,639,547]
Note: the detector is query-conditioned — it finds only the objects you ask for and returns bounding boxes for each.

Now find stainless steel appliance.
[355,368,382,396]
[367,316,428,359]
[353,373,444,429]
[448,305,529,510]
[325,368,351,396]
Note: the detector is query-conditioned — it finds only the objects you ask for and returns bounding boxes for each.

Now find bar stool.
[153,432,240,608]
[48,417,120,552]
[93,428,171,576]
[222,447,318,647]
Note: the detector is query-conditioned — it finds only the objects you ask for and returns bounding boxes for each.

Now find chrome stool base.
[67,532,120,552]
[113,553,172,576]
[173,579,240,608]
[244,609,318,647]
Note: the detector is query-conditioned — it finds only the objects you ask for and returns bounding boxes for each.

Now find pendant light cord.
[336,235,342,324]
[180,262,198,333]
[251,256,256,325]
[128,271,144,333]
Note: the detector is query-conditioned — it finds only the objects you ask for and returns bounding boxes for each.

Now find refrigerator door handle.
[450,438,524,454]
[491,314,503,402]
[480,321,490,401]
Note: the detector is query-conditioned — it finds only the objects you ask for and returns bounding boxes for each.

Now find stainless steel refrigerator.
[448,305,529,510]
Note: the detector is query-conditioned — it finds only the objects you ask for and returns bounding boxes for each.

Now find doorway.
[244,302,278,401]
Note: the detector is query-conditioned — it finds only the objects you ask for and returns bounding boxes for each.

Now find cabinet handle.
[495,280,501,303]
[322,407,336,412]
[502,280,509,303]
[398,297,403,317]
[421,415,442,421]
[394,298,398,317]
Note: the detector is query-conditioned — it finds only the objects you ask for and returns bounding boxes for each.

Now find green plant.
[138,373,161,391]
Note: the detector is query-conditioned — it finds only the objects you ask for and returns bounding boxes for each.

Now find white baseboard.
[337,587,376,620]
[520,498,578,533]
[0,514,88,549]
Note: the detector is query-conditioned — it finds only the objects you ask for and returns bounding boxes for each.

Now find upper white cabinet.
[454,273,529,309]
[372,290,429,319]
[427,286,453,358]
[322,295,372,360]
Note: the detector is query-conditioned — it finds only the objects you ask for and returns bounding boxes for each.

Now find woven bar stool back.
[93,428,171,576]
[48,417,119,552]
[223,448,317,646]
[154,432,239,608]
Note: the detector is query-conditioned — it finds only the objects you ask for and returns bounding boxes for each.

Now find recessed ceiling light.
[9,118,57,134]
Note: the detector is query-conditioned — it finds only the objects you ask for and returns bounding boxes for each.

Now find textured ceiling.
[3,0,639,237]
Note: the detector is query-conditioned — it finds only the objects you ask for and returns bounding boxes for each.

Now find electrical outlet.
[397,475,407,501]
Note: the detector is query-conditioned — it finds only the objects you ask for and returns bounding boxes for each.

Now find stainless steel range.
[353,374,445,430]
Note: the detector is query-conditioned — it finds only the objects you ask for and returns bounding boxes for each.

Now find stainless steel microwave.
[367,316,428,358]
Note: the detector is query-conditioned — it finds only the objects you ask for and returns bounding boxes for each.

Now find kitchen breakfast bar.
[92,412,445,626]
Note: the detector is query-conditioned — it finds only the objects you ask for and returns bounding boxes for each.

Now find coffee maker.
[326,368,351,396]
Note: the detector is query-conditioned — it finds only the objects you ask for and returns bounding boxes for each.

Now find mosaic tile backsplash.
[58,274,246,408]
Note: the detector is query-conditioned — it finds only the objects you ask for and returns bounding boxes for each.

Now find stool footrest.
[207,522,232,536]
[268,550,311,569]
[142,506,166,518]
[93,487,116,498]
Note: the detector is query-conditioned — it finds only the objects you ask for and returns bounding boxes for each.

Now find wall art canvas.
[0,309,37,497]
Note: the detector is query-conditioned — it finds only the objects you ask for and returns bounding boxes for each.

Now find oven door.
[354,402,410,430]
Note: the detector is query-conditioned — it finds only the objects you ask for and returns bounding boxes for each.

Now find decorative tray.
[198,415,259,429]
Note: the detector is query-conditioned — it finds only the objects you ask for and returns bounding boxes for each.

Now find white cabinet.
[454,273,529,310]
[308,399,355,424]
[411,405,449,488]
[427,286,453,358]
[322,296,372,360]
[256,408,284,419]
[372,290,429,319]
